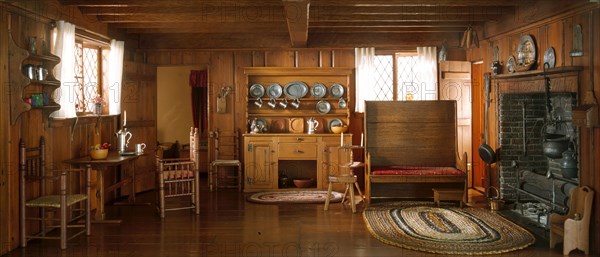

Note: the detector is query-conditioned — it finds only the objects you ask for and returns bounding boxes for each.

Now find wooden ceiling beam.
[96,14,286,23]
[283,0,309,47]
[78,6,285,16]
[311,0,529,7]
[310,21,471,28]
[309,13,500,22]
[60,0,283,7]
[312,6,513,16]
[310,27,465,33]
[123,24,288,34]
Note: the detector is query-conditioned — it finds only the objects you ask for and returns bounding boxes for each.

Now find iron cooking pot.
[542,134,569,159]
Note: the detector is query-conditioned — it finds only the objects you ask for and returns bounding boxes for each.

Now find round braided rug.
[363,201,535,255]
[247,190,343,204]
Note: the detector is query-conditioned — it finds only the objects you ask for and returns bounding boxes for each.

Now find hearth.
[492,68,581,223]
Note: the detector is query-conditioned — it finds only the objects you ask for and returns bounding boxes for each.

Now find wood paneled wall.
[0,6,116,252]
[470,4,600,254]
[142,49,357,143]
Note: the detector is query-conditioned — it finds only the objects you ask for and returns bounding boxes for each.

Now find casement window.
[356,47,438,112]
[73,41,105,114]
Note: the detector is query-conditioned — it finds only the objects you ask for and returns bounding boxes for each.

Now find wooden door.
[439,61,473,187]
[470,62,484,191]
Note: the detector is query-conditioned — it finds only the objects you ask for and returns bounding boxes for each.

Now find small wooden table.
[432,188,464,208]
[64,152,144,222]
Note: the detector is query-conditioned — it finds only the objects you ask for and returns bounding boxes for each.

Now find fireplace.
[492,67,581,216]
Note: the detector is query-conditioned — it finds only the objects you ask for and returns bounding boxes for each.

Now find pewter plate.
[283,81,309,98]
[316,100,331,114]
[330,83,344,98]
[544,47,556,69]
[517,34,536,66]
[266,83,283,98]
[310,83,327,98]
[507,55,516,73]
[249,83,265,98]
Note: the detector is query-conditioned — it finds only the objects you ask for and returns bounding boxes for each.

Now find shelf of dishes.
[248,81,346,100]
[248,117,347,134]
[248,98,348,113]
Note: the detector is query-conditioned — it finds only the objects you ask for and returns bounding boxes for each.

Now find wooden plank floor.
[4,182,585,257]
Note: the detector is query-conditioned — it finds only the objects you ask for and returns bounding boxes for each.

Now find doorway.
[439,61,473,188]
[470,62,485,192]
[157,66,209,172]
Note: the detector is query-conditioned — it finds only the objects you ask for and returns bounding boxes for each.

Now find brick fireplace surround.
[492,67,581,213]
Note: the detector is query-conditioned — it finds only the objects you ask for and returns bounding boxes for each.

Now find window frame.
[73,37,105,114]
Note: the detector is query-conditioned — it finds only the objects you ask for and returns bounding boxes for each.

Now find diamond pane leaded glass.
[373,55,393,101]
[73,43,100,113]
[397,55,419,101]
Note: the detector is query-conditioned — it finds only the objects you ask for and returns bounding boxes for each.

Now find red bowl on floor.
[293,179,314,188]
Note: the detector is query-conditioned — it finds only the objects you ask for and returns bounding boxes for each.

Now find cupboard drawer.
[278,143,318,159]
[278,137,317,143]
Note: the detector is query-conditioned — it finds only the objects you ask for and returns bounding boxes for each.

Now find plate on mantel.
[289,118,304,134]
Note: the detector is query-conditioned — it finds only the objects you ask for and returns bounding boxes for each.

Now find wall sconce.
[460,25,479,49]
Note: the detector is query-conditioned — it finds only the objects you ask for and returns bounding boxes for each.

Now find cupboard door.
[244,139,275,191]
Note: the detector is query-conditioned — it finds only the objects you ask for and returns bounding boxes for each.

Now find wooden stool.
[433,188,464,207]
[324,173,365,213]
[325,145,365,213]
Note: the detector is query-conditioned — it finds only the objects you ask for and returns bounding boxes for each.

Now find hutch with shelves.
[242,67,355,192]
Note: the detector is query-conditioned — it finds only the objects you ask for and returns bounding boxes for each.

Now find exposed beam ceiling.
[55,0,532,49]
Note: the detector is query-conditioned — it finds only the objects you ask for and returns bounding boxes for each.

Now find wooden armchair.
[20,137,91,249]
[156,127,201,218]
[549,186,594,255]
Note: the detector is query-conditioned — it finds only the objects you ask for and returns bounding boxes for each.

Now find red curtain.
[189,70,208,134]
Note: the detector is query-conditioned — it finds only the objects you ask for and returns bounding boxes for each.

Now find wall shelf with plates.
[244,67,353,134]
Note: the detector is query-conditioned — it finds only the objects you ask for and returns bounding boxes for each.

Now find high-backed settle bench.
[364,101,468,203]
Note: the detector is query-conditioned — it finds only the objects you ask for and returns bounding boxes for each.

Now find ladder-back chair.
[209,129,242,191]
[156,127,201,218]
[20,137,91,249]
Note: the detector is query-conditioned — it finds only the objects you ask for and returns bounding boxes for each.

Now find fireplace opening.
[497,92,579,235]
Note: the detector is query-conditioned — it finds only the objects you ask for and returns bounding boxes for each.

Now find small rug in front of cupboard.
[363,201,535,255]
[247,190,343,204]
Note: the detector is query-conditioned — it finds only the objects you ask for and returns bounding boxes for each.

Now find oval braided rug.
[363,201,535,255]
[247,190,343,204]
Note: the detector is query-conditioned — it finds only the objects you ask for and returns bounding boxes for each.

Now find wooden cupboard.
[244,134,351,192]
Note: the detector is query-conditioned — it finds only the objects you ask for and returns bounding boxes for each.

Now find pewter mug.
[135,143,147,154]
[37,65,48,81]
[23,64,36,80]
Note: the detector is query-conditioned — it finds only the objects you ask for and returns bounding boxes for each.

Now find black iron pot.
[542,134,569,159]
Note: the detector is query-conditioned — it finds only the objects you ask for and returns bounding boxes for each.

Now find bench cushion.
[371,166,463,176]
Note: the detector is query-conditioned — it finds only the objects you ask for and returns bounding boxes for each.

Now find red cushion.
[371,166,463,176]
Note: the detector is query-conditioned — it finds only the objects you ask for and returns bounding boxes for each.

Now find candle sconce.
[216,86,232,113]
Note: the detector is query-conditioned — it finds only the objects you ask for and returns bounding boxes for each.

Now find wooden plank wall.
[0,6,116,252]
[470,4,600,253]
[142,49,359,156]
